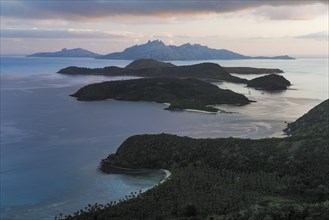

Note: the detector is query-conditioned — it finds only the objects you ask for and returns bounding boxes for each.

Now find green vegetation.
[70,77,251,112]
[61,134,329,220]
[284,99,329,136]
[58,100,329,220]
[210,201,329,220]
[247,74,291,90]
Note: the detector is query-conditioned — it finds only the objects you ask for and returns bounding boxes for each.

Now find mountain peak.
[98,40,294,61]
[147,39,165,45]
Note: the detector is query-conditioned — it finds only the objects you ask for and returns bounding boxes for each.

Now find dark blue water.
[1,56,327,219]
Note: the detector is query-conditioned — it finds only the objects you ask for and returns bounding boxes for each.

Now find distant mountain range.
[28,40,295,60]
[97,40,295,60]
[27,48,100,58]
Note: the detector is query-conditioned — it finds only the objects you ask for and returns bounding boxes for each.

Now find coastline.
[3,56,328,220]
[184,108,217,114]
[158,169,171,184]
[100,165,171,183]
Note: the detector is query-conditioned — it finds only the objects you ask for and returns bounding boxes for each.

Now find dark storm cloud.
[1,0,327,21]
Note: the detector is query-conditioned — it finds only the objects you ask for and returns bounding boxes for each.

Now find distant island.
[59,59,291,90]
[27,48,100,58]
[96,40,295,60]
[62,99,329,220]
[59,59,248,83]
[70,78,252,112]
[247,74,291,90]
[27,40,295,60]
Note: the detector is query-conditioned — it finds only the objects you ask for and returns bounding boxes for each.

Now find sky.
[1,0,328,56]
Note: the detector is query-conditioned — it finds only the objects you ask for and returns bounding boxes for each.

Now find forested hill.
[70,78,252,112]
[102,134,329,179]
[284,99,329,136]
[61,100,329,220]
[63,134,329,220]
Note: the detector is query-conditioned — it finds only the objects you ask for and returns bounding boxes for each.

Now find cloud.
[255,3,328,20]
[295,31,329,41]
[1,0,327,21]
[0,28,137,39]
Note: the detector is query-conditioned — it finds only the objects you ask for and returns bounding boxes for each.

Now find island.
[246,74,291,90]
[59,59,248,83]
[70,78,252,112]
[61,99,329,220]
[60,59,292,90]
[27,48,100,58]
[59,59,289,87]
[95,40,295,61]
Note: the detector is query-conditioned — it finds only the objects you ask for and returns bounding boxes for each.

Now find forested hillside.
[284,99,329,136]
[61,100,329,220]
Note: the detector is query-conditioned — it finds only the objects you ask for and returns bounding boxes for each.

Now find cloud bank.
[295,31,329,41]
[1,28,135,39]
[1,0,327,21]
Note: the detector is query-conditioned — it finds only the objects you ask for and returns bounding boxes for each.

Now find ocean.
[0,56,328,219]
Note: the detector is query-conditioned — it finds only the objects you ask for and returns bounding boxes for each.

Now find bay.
[0,56,328,219]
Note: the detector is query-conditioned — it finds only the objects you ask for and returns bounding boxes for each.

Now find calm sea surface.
[1,56,328,219]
